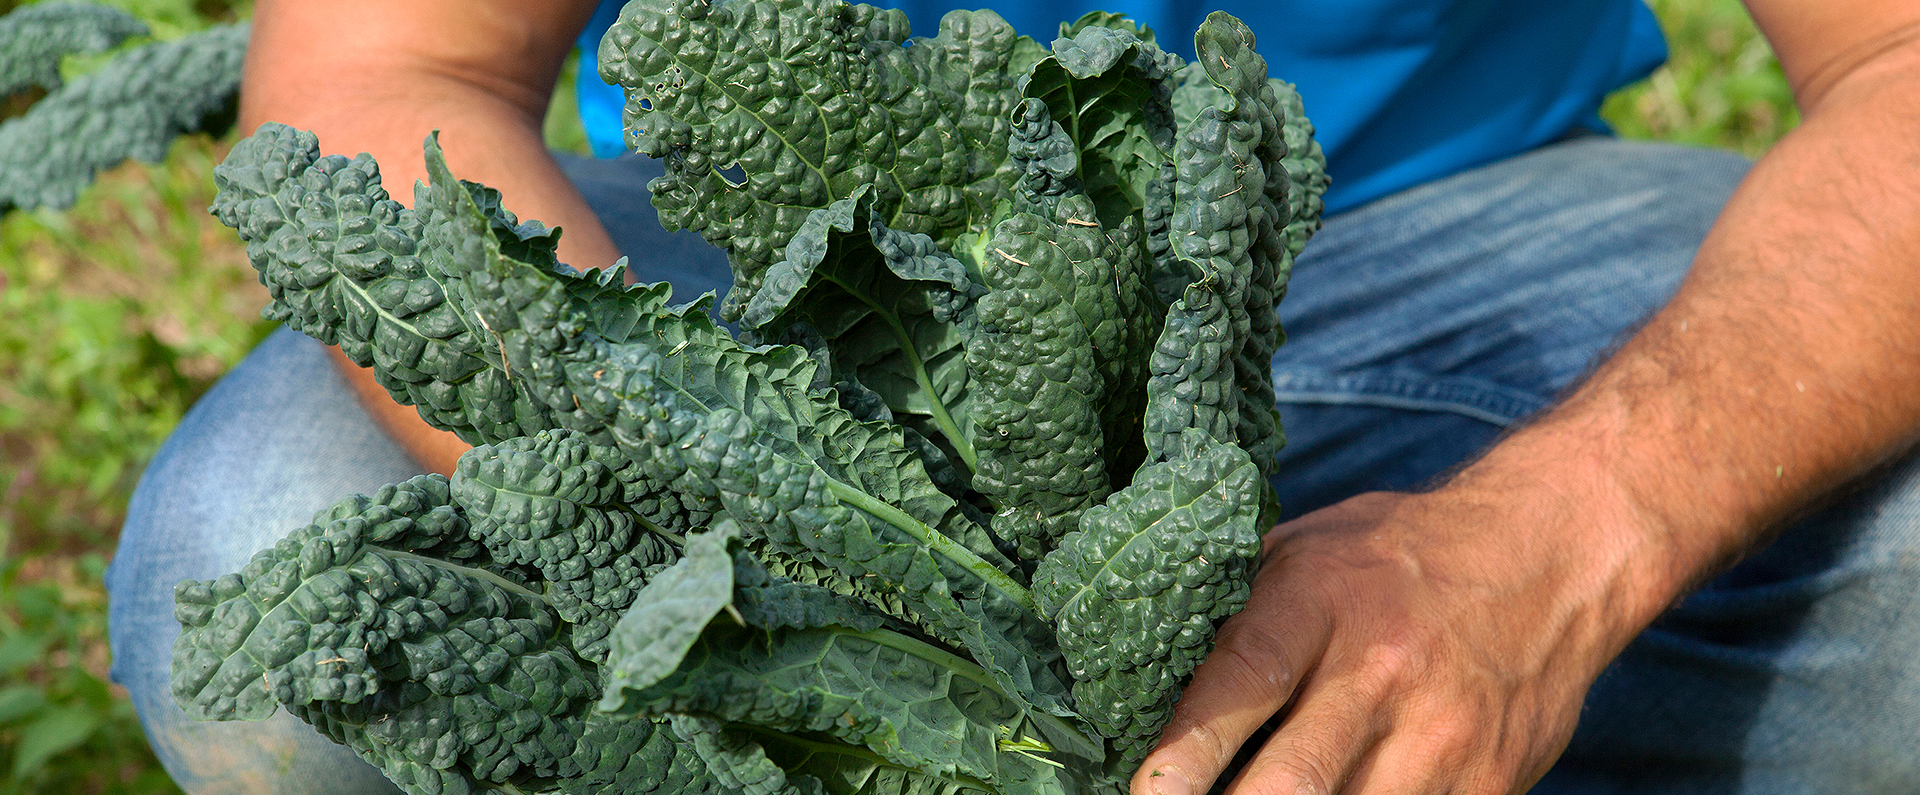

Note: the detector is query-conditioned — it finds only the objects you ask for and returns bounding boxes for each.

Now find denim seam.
[1272,370,1549,427]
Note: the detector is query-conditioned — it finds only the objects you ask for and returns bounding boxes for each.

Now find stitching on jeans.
[1272,370,1548,427]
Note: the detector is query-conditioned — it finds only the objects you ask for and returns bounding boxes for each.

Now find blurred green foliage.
[2,5,259,792]
[0,0,1796,792]
[1602,0,1800,156]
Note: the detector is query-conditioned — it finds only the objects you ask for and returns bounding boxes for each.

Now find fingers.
[1225,668,1394,795]
[1133,588,1332,795]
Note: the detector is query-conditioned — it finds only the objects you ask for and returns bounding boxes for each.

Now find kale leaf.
[0,19,245,212]
[0,2,147,97]
[599,0,1043,321]
[177,4,1328,793]
[171,474,724,795]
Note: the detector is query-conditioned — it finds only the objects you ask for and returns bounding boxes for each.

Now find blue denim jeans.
[107,139,1920,794]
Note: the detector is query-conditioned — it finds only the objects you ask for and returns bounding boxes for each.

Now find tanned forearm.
[1138,6,1920,794]
[1459,20,1920,637]
[240,0,610,475]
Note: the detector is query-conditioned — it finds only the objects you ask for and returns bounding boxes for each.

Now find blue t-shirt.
[575,0,1665,214]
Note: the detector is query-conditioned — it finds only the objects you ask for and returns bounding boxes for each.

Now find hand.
[1132,487,1662,795]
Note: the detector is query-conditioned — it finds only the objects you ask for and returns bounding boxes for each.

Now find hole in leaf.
[638,97,653,111]
[716,163,747,188]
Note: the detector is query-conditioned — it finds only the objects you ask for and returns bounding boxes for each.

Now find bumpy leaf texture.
[1161,14,1327,496]
[966,90,1167,559]
[1032,432,1263,763]
[1023,22,1179,232]
[741,184,985,482]
[210,125,525,443]
[599,0,1043,320]
[210,122,1084,763]
[170,475,721,795]
[1142,283,1236,461]
[0,22,245,212]
[967,190,1114,560]
[0,1,147,97]
[605,529,1106,795]
[670,406,1080,724]
[1020,22,1174,479]
[672,716,825,795]
[450,430,681,663]
[212,126,992,568]
[195,2,1332,786]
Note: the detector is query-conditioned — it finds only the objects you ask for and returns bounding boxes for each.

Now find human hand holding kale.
[1138,4,1920,789]
[1134,479,1680,795]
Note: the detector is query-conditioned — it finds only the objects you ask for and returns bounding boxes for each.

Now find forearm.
[1137,11,1920,795]
[240,0,609,474]
[1446,42,1920,636]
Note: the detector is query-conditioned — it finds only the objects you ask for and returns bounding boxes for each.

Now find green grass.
[0,0,1796,791]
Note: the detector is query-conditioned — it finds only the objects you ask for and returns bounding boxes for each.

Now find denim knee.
[107,328,414,795]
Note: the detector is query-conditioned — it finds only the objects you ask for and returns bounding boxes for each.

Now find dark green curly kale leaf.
[0,1,147,97]
[0,22,245,212]
[212,122,1068,720]
[1142,282,1237,461]
[1160,14,1327,502]
[210,124,542,444]
[968,103,1156,558]
[170,475,724,795]
[741,184,985,479]
[672,716,826,795]
[752,729,990,795]
[450,429,682,663]
[604,529,1105,795]
[1022,20,1179,232]
[598,0,1043,320]
[214,124,999,566]
[675,715,1007,795]
[1015,22,1174,483]
[1031,432,1263,763]
[671,410,1076,723]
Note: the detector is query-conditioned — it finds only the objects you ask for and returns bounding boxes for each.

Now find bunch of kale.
[168,2,1326,794]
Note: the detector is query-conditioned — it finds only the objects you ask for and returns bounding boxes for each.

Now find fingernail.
[1149,765,1192,795]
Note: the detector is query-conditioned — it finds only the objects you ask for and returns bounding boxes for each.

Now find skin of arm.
[240,0,608,475]
[1133,2,1920,793]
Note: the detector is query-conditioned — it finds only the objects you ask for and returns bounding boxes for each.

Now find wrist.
[1428,403,1708,650]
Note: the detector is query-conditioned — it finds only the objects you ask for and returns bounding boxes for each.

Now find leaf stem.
[846,627,1102,765]
[824,274,978,472]
[378,548,541,600]
[820,476,1034,614]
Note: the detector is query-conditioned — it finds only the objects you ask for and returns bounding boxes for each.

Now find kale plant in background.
[0,1,247,213]
[168,1,1326,793]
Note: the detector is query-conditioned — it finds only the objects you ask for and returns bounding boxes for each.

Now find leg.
[106,328,413,795]
[1273,135,1752,518]
[1540,456,1920,793]
[1270,135,1920,791]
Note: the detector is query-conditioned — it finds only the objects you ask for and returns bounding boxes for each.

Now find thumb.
[1132,587,1329,795]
